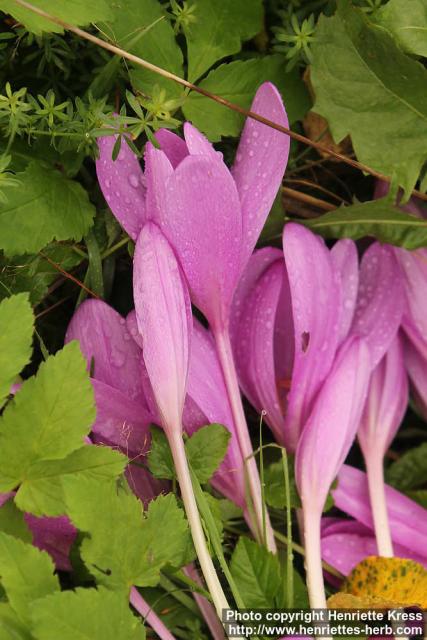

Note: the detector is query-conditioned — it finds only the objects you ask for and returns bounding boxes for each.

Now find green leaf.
[0,0,113,35]
[103,0,183,98]
[0,294,33,406]
[182,56,310,141]
[375,0,427,58]
[0,161,95,256]
[0,342,95,492]
[147,426,175,480]
[0,603,32,640]
[15,445,127,516]
[185,424,230,483]
[0,500,31,543]
[31,587,146,640]
[311,0,427,196]
[264,459,301,510]
[64,478,191,589]
[302,198,427,249]
[277,564,309,608]
[385,443,427,490]
[0,532,59,625]
[185,0,263,82]
[230,537,281,607]
[404,490,427,509]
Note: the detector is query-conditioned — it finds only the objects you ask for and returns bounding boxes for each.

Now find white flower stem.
[168,427,230,621]
[130,587,176,640]
[214,328,277,553]
[303,503,327,610]
[364,450,394,557]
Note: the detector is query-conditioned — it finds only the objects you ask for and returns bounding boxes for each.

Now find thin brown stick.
[38,251,100,299]
[284,177,348,204]
[35,296,70,319]
[282,186,336,212]
[11,0,427,202]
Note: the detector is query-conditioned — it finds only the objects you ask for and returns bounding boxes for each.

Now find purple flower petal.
[403,332,427,419]
[162,155,243,330]
[125,464,168,508]
[66,299,145,405]
[358,335,408,456]
[133,222,192,430]
[24,514,77,571]
[282,223,342,451]
[96,134,146,240]
[183,123,219,159]
[126,310,144,350]
[144,144,173,222]
[232,83,290,269]
[351,243,405,369]
[395,247,427,350]
[295,337,371,510]
[330,239,359,344]
[155,128,188,168]
[333,464,427,558]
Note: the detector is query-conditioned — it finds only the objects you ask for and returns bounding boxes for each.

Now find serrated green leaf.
[0,0,113,35]
[182,56,310,141]
[302,198,427,249]
[0,294,33,406]
[277,564,309,609]
[0,161,95,256]
[375,0,427,58]
[311,0,427,196]
[64,478,191,589]
[0,342,95,492]
[0,500,31,543]
[102,0,183,98]
[264,460,301,510]
[0,532,59,626]
[385,443,427,490]
[185,0,263,82]
[0,603,31,640]
[147,426,175,480]
[15,445,127,516]
[31,587,146,640]
[185,424,230,484]
[230,537,281,608]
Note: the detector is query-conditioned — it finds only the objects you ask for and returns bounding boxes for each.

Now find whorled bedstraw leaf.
[0,0,113,35]
[374,0,427,58]
[14,445,127,516]
[0,603,31,640]
[230,537,281,608]
[0,161,95,256]
[302,198,427,249]
[31,587,146,640]
[0,532,59,626]
[385,443,427,490]
[185,0,263,82]
[182,56,311,141]
[101,0,183,99]
[0,342,95,492]
[0,294,33,407]
[64,477,192,589]
[311,0,427,197]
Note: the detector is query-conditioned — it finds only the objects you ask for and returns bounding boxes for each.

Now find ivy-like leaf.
[264,460,301,510]
[185,424,230,484]
[183,56,311,141]
[0,342,95,492]
[0,603,31,640]
[0,0,113,35]
[185,0,263,82]
[31,587,146,640]
[64,478,192,589]
[147,426,175,480]
[0,533,59,626]
[311,0,427,196]
[230,537,281,608]
[102,0,184,98]
[375,0,427,58]
[0,500,31,542]
[385,443,427,491]
[0,161,95,256]
[0,294,33,406]
[302,198,427,249]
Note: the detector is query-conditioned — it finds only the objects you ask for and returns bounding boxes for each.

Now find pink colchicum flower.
[133,222,229,617]
[322,465,427,577]
[357,336,408,557]
[96,83,290,552]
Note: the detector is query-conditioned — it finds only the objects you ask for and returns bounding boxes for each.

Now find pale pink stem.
[214,328,277,553]
[130,587,176,640]
[303,504,327,609]
[183,565,225,640]
[364,450,394,557]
